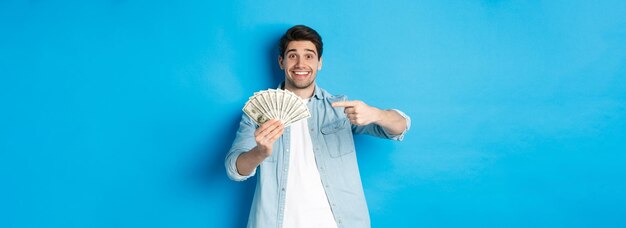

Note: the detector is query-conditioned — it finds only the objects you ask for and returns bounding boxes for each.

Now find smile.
[292,71,311,77]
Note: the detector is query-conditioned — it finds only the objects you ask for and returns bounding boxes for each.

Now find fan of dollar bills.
[243,89,311,127]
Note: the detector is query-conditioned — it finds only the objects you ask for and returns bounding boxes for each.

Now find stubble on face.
[285,71,315,89]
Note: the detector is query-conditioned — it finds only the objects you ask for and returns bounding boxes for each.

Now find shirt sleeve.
[225,114,258,181]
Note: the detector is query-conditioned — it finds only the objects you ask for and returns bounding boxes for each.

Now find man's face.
[279,40,322,90]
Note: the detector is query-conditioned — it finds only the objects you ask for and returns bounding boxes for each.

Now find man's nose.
[294,57,304,67]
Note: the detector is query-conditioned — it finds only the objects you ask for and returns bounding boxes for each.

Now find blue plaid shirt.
[226,83,410,228]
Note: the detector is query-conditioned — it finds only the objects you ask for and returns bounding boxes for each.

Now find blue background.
[1,1,625,227]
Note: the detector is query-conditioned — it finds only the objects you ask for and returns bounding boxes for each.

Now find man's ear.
[278,55,284,69]
[318,57,323,70]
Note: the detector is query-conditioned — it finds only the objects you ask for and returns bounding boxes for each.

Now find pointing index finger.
[331,101,358,107]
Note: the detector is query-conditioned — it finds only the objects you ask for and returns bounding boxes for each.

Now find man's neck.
[285,83,315,99]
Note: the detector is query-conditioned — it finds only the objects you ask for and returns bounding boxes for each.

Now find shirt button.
[284,168,287,172]
[281,188,285,191]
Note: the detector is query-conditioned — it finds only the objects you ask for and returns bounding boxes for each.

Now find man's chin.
[287,79,315,90]
[296,80,315,89]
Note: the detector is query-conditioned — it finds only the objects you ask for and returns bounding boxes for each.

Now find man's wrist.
[252,146,271,161]
[373,108,386,125]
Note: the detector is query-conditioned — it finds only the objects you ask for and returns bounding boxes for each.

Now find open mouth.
[292,71,311,78]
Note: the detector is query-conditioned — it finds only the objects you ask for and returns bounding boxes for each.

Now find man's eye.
[306,55,312,59]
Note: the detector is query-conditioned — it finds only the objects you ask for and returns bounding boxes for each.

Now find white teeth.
[294,72,308,75]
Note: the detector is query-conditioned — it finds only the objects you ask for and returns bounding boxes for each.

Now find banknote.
[242,89,311,127]
[243,101,269,125]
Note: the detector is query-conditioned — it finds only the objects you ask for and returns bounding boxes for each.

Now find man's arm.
[235,119,284,176]
[372,108,407,135]
[332,100,407,134]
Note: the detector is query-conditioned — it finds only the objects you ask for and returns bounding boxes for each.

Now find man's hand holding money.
[254,119,284,158]
[236,119,284,176]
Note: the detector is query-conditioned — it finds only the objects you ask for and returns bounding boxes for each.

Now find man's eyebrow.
[285,49,317,55]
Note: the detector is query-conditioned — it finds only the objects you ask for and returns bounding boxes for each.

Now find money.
[242,89,311,127]
[243,102,269,125]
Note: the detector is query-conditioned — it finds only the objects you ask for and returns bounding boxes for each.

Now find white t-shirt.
[282,117,338,228]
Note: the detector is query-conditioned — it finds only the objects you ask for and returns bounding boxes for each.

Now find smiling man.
[225,25,411,228]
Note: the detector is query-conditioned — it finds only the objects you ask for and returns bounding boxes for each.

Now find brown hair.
[279,25,323,59]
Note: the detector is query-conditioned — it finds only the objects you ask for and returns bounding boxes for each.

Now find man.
[225,25,410,228]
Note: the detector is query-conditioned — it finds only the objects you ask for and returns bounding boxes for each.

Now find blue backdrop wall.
[1,1,625,227]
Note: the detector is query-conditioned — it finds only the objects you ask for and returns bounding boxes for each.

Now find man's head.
[279,25,323,60]
[278,25,323,91]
